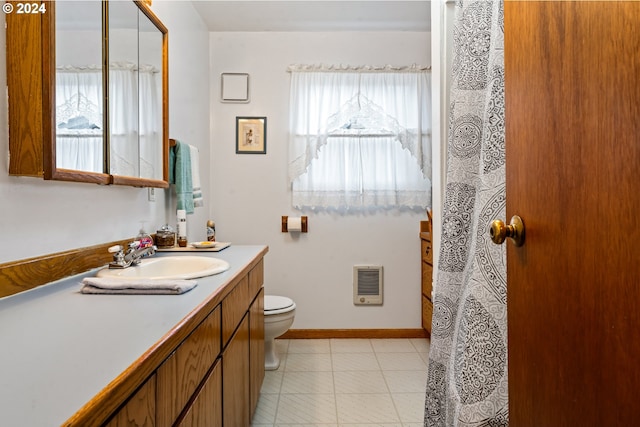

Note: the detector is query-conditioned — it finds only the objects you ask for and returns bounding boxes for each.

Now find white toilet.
[264,295,296,370]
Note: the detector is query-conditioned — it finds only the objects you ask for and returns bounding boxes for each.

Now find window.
[288,66,432,211]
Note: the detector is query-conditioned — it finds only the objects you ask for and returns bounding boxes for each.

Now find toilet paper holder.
[281,216,308,233]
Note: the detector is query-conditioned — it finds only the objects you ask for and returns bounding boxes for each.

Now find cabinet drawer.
[422,295,433,334]
[157,305,221,427]
[176,359,222,427]
[104,375,156,427]
[222,276,250,345]
[421,237,433,264]
[248,259,264,298]
[421,261,433,299]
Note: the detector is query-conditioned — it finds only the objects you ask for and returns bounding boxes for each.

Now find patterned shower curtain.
[425,1,507,426]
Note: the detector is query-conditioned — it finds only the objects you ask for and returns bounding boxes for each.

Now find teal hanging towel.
[169,140,194,214]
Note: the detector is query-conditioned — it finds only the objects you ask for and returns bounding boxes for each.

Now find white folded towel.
[189,144,204,208]
[80,277,197,295]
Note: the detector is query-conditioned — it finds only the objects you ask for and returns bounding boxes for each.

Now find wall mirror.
[55,1,104,176]
[7,0,168,188]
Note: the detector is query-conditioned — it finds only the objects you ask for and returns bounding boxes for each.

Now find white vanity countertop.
[0,245,267,427]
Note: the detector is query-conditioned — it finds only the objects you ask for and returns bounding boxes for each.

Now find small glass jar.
[155,224,176,249]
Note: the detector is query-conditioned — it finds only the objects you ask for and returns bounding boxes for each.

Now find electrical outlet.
[148,187,156,202]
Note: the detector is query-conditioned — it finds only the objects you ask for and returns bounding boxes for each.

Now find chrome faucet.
[108,241,157,269]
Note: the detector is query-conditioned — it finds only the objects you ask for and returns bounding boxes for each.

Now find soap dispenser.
[137,222,154,248]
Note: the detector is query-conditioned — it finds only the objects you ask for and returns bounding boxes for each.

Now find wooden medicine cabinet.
[6,0,169,187]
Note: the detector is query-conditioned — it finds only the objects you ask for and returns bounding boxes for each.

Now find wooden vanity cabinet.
[223,315,250,427]
[175,360,222,427]
[222,276,250,344]
[156,305,221,427]
[104,375,156,427]
[248,260,265,417]
[249,288,265,417]
[95,256,265,427]
[420,221,433,334]
[220,258,265,427]
[102,305,222,427]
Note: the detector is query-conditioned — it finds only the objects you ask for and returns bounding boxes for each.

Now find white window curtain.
[138,64,162,180]
[288,65,432,211]
[109,63,139,177]
[56,66,104,172]
[55,62,160,178]
[110,62,161,178]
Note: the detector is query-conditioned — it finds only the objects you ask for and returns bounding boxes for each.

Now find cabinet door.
[248,259,264,297]
[176,359,222,427]
[6,1,168,187]
[420,234,433,334]
[157,306,221,427]
[222,276,250,345]
[104,375,156,427]
[421,295,433,334]
[249,288,264,417]
[223,314,250,427]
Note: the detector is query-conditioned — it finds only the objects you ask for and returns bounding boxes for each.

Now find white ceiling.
[190,0,430,32]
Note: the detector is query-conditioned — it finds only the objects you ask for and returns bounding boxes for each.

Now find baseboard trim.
[279,328,429,339]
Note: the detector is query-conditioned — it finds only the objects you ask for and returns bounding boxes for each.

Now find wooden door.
[504,2,640,426]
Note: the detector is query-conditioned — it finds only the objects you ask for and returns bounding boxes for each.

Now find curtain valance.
[287,63,431,73]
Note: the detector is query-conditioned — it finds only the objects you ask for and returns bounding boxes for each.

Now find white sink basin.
[96,256,230,280]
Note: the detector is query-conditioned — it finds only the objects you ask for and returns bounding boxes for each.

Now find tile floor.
[251,338,430,427]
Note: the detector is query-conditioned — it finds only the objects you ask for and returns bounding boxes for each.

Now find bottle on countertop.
[206,220,216,242]
[177,210,187,247]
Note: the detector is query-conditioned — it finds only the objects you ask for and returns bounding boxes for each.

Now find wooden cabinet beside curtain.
[420,219,433,335]
[6,1,169,188]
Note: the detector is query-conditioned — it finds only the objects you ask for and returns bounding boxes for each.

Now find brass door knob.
[490,215,525,247]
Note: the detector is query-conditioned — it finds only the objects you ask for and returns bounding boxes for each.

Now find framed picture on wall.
[236,117,267,154]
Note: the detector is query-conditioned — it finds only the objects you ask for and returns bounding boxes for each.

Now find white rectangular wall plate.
[221,73,250,103]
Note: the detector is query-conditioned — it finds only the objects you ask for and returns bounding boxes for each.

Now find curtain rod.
[287,64,431,73]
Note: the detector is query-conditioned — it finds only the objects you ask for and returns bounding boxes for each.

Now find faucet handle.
[108,245,123,253]
[108,245,129,269]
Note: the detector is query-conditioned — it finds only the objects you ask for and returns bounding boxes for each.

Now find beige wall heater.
[353,265,383,305]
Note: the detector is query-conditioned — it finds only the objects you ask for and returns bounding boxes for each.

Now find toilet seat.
[264,295,295,315]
